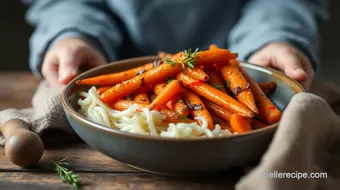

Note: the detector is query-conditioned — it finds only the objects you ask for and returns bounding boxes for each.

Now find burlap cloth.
[1,79,340,190]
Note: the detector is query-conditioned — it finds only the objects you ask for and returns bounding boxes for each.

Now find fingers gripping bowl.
[62,48,304,175]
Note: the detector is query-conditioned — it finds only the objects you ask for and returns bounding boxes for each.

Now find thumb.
[272,52,307,82]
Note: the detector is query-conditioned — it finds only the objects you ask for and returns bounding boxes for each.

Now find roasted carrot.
[221,64,258,114]
[158,51,173,59]
[173,100,189,117]
[202,99,233,122]
[211,115,233,132]
[196,49,238,66]
[149,80,182,110]
[160,109,195,124]
[96,86,111,95]
[230,114,252,133]
[180,89,214,130]
[76,63,154,85]
[176,72,254,118]
[100,61,183,103]
[149,93,157,102]
[133,92,150,104]
[251,119,267,130]
[207,71,227,93]
[153,83,167,95]
[231,60,281,124]
[110,100,149,111]
[183,68,209,81]
[258,81,277,95]
[209,44,219,50]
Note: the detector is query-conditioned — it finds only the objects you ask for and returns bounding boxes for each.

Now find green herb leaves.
[51,157,81,189]
[163,48,199,69]
[211,83,223,89]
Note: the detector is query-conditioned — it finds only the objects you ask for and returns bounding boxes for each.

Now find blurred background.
[1,1,339,83]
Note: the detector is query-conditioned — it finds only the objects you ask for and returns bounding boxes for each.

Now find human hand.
[248,42,314,91]
[42,38,106,88]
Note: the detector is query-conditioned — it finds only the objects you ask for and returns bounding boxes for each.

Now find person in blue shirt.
[24,0,328,90]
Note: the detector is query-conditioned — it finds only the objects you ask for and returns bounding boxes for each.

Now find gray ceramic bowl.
[62,56,304,175]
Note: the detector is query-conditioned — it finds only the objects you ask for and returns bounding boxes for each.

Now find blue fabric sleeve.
[228,0,328,71]
[24,0,123,78]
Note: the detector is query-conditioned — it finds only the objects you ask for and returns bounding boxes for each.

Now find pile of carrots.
[76,45,281,134]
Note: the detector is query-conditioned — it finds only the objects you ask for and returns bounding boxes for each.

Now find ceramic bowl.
[62,56,304,175]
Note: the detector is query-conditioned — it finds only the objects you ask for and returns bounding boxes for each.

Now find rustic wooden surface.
[0,72,244,190]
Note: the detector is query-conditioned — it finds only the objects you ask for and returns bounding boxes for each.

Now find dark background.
[1,1,339,83]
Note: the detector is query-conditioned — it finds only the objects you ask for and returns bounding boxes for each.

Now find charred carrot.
[173,100,189,117]
[258,81,277,95]
[176,72,254,118]
[232,60,281,124]
[221,64,258,114]
[251,119,267,130]
[96,86,111,95]
[149,80,182,110]
[160,109,195,124]
[211,115,233,132]
[100,62,183,103]
[183,68,209,81]
[202,99,233,122]
[207,71,227,93]
[133,92,150,104]
[181,89,214,130]
[76,63,154,85]
[230,114,252,133]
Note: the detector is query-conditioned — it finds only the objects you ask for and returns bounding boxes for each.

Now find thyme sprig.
[51,157,81,189]
[163,48,199,69]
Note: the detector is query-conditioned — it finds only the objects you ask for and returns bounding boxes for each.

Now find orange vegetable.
[180,89,214,130]
[149,80,182,110]
[133,92,150,104]
[231,60,281,124]
[196,49,238,66]
[221,64,258,114]
[76,63,154,85]
[160,109,195,124]
[176,72,254,118]
[211,115,233,132]
[207,71,227,93]
[110,100,148,111]
[100,61,183,103]
[173,100,189,117]
[158,51,173,59]
[230,114,252,133]
[203,99,233,122]
[183,68,209,81]
[209,44,219,50]
[251,119,267,130]
[258,81,277,95]
[96,86,111,95]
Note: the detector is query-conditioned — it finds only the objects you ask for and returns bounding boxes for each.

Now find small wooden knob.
[2,119,44,167]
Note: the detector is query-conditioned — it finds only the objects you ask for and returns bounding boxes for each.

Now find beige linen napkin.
[1,79,340,189]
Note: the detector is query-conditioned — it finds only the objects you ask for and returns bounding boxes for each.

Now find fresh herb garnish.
[179,115,189,122]
[163,48,199,69]
[51,157,80,189]
[166,76,175,84]
[211,83,223,89]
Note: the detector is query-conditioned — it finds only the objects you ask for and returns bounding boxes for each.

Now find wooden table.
[0,72,244,190]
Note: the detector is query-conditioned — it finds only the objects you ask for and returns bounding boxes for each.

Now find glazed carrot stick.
[160,109,195,124]
[211,115,233,132]
[100,61,183,103]
[231,60,281,124]
[207,71,227,93]
[76,63,154,85]
[173,100,189,117]
[183,68,209,81]
[230,114,252,134]
[96,86,111,95]
[149,80,182,110]
[196,49,238,65]
[110,100,149,111]
[202,99,233,122]
[251,119,267,130]
[176,72,254,118]
[180,89,214,130]
[209,44,219,50]
[133,92,150,104]
[158,51,173,59]
[221,65,258,114]
[258,81,277,95]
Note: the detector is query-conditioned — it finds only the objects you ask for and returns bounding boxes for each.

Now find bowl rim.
[61,56,305,142]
